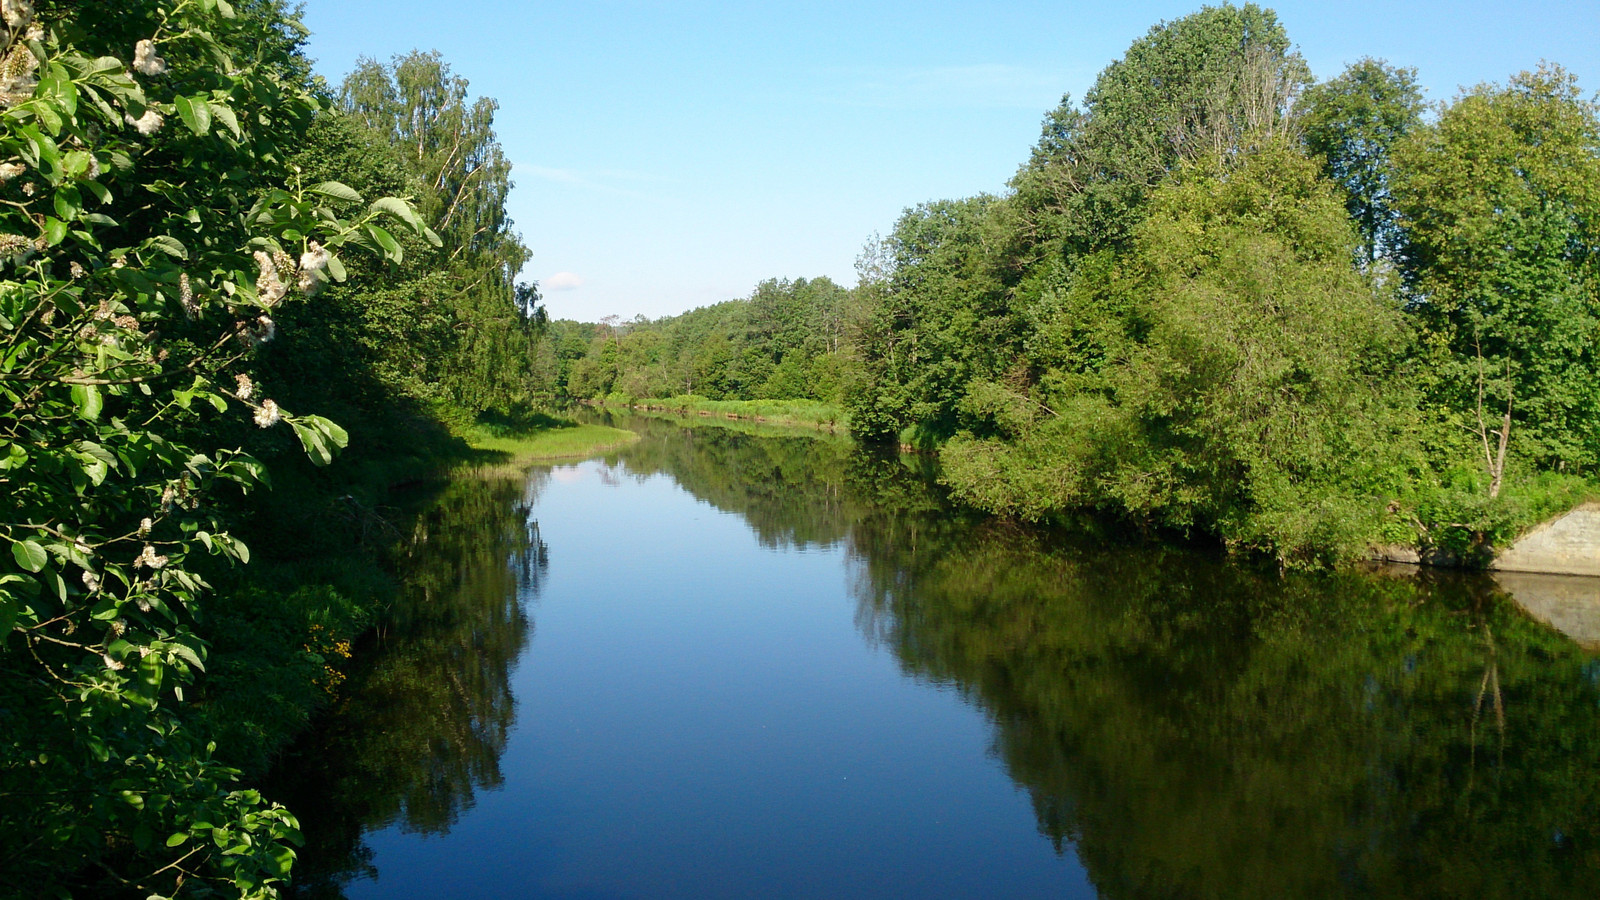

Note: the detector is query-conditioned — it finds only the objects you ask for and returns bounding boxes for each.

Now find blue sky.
[300,1,1600,323]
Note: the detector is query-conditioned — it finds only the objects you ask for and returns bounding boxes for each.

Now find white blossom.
[234,373,255,401]
[0,232,32,266]
[132,39,167,77]
[1,0,31,32]
[241,314,277,347]
[0,161,22,181]
[297,241,330,295]
[134,544,168,570]
[125,109,163,136]
[138,517,152,537]
[254,398,281,428]
[0,34,36,107]
[81,570,101,593]
[252,250,288,306]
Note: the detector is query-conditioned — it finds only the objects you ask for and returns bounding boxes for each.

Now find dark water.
[269,419,1600,899]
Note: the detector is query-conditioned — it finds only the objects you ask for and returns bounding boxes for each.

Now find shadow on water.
[267,472,549,898]
[273,418,1600,898]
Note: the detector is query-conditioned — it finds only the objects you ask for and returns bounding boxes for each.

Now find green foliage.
[557,276,857,409]
[1392,64,1600,478]
[841,8,1600,564]
[1301,58,1425,266]
[0,1,437,893]
[1011,2,1309,257]
[942,142,1419,564]
[331,50,541,417]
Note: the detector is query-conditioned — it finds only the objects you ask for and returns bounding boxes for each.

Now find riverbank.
[199,412,637,780]
[594,395,848,432]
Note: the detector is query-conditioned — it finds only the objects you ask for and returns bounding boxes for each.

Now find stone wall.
[1491,502,1600,577]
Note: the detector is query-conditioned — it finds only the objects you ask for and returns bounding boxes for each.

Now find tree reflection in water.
[624,421,1600,899]
[271,472,548,898]
[275,422,1600,899]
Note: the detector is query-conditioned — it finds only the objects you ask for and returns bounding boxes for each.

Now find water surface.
[271,420,1600,899]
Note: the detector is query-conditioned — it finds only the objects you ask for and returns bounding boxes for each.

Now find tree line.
[559,3,1600,567]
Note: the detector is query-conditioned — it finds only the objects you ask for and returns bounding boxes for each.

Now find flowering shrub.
[0,1,435,894]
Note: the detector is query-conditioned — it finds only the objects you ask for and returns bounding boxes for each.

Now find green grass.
[460,421,639,466]
[599,394,848,431]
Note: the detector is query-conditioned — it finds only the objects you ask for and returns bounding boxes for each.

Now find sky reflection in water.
[275,423,1600,899]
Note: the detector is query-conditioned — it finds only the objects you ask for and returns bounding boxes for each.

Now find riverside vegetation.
[556,5,1600,567]
[0,0,1597,896]
[0,0,624,895]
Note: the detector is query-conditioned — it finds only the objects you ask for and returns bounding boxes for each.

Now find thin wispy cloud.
[516,164,668,198]
[818,63,1076,110]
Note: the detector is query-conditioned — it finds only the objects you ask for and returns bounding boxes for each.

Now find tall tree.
[338,52,539,414]
[1392,65,1600,494]
[1301,58,1426,267]
[1010,3,1311,258]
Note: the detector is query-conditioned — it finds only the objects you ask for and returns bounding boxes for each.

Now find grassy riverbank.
[463,419,639,466]
[599,394,848,431]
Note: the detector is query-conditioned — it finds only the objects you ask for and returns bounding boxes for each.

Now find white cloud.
[543,271,585,291]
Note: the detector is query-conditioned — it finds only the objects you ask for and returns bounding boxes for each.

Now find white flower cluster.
[241,313,276,346]
[253,249,287,305]
[256,244,334,304]
[235,372,255,401]
[0,161,23,181]
[133,544,168,570]
[178,272,198,317]
[125,109,163,136]
[297,241,331,295]
[2,0,32,31]
[132,39,166,77]
[0,231,32,266]
[0,20,39,108]
[253,398,281,428]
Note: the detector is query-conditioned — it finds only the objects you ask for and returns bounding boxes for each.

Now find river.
[267,417,1600,899]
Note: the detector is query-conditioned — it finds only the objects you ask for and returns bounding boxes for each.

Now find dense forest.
[560,4,1600,567]
[2,0,1597,894]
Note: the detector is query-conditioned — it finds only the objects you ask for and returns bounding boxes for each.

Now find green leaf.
[12,540,46,573]
[42,217,67,246]
[166,832,188,848]
[368,197,426,234]
[146,235,188,259]
[309,181,362,204]
[290,421,331,466]
[289,416,348,467]
[210,102,240,138]
[169,642,205,672]
[324,252,347,282]
[53,185,81,221]
[82,180,112,204]
[71,383,102,420]
[174,95,212,136]
[365,223,401,260]
[0,594,18,636]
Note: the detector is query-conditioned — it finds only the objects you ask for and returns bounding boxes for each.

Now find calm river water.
[269,418,1600,899]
